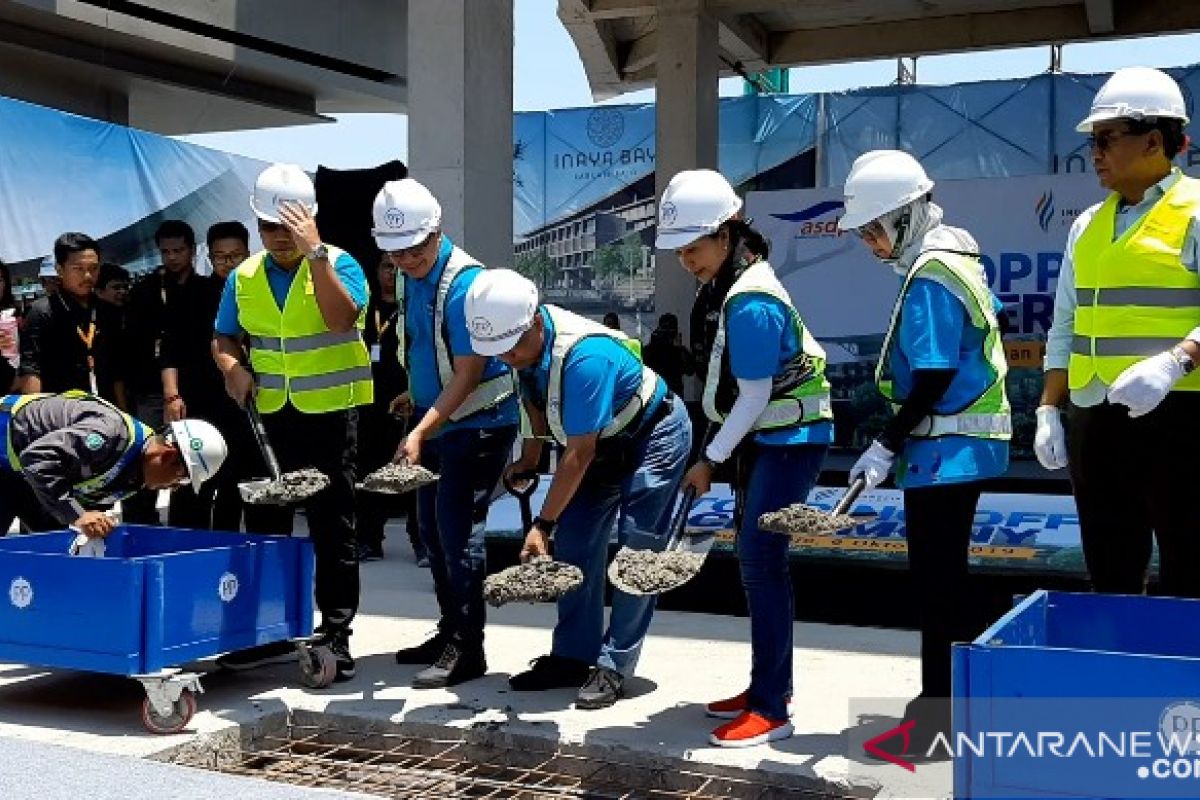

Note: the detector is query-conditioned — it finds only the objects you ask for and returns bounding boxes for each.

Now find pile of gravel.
[483,558,583,606]
[758,503,861,535]
[608,547,705,595]
[242,468,330,505]
[357,463,438,494]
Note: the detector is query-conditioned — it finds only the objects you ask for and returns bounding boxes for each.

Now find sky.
[178,0,1200,170]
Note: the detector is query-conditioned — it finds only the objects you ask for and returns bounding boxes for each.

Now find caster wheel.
[299,645,337,689]
[141,688,197,734]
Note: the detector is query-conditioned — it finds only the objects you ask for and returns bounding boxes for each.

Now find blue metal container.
[953,590,1200,799]
[0,526,314,675]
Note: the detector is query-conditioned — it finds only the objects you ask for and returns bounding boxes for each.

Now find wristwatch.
[307,243,329,261]
[532,516,558,536]
[1171,345,1196,375]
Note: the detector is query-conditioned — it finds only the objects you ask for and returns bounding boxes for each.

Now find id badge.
[370,344,382,363]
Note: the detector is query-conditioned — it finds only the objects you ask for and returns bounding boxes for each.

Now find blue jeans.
[551,396,692,676]
[416,424,517,647]
[737,443,827,721]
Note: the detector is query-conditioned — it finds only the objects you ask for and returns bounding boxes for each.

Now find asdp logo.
[770,200,846,239]
[1035,191,1055,233]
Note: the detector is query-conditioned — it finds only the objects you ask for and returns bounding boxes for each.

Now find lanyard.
[374,308,392,339]
[59,295,98,394]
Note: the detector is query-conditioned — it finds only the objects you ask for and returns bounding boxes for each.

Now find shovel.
[238,397,329,506]
[482,471,584,607]
[758,477,875,536]
[608,486,707,597]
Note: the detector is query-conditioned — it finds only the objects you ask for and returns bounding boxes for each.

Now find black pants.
[1068,394,1200,597]
[905,480,984,700]
[259,404,361,632]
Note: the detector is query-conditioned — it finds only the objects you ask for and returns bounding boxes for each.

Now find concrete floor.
[0,519,953,799]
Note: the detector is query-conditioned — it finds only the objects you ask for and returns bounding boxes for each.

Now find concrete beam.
[588,0,656,19]
[717,13,769,72]
[622,31,657,75]
[559,0,624,98]
[1084,0,1115,34]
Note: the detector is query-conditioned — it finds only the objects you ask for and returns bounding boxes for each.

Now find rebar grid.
[196,722,837,799]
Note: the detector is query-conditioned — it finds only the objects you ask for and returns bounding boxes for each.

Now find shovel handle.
[504,470,539,530]
[245,398,283,481]
[833,477,867,517]
[665,485,698,549]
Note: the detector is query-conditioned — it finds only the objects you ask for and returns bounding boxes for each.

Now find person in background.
[37,256,60,297]
[95,263,131,309]
[602,312,621,330]
[206,221,250,282]
[0,259,20,391]
[641,312,693,397]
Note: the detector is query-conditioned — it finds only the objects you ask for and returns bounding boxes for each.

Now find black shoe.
[508,654,592,691]
[321,628,356,682]
[576,666,623,709]
[395,631,449,665]
[412,641,486,689]
[216,640,296,671]
[357,542,384,562]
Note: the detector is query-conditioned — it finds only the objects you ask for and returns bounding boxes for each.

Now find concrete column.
[654,0,718,399]
[407,0,513,269]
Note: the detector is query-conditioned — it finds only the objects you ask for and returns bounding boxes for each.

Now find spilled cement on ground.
[357,463,438,494]
[758,503,861,535]
[609,548,705,595]
[242,468,330,505]
[483,558,583,606]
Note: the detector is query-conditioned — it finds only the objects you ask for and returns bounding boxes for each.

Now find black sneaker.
[322,628,356,682]
[412,641,486,689]
[576,666,624,710]
[216,640,296,671]
[395,631,450,665]
[509,654,592,691]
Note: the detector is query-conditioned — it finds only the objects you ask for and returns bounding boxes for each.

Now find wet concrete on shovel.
[243,468,331,505]
[357,464,438,495]
[483,559,584,606]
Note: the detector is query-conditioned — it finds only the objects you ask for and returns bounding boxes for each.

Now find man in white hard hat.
[1037,66,1200,596]
[466,269,691,710]
[373,178,519,689]
[838,149,1011,756]
[212,163,372,680]
[0,390,225,536]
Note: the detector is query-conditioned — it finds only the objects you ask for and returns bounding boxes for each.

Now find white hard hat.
[837,150,934,231]
[250,163,317,223]
[169,418,228,491]
[1077,67,1189,133]
[655,169,743,250]
[464,269,539,357]
[372,178,442,250]
[38,256,57,278]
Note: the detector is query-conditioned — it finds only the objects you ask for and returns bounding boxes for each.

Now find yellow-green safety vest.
[877,250,1012,439]
[702,260,833,431]
[1069,172,1200,391]
[234,248,374,413]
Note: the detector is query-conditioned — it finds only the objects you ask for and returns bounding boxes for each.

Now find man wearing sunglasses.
[1038,67,1200,597]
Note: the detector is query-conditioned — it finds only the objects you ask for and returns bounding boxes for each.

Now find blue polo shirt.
[888,277,1009,489]
[519,307,665,438]
[214,250,369,336]
[403,236,517,432]
[724,294,834,446]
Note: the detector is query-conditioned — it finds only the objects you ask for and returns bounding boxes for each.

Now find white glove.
[1033,405,1069,470]
[849,440,895,490]
[1106,350,1185,418]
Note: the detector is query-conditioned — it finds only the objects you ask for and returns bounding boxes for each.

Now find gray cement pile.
[357,463,438,494]
[609,547,705,595]
[483,558,583,606]
[758,503,861,535]
[242,468,330,505]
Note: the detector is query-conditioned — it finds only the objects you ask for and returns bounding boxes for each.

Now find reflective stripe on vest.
[396,246,515,421]
[235,248,374,413]
[701,260,833,431]
[543,305,658,446]
[877,250,1012,440]
[1069,173,1200,391]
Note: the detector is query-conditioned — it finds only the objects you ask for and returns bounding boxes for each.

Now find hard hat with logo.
[250,163,317,223]
[168,418,228,491]
[837,150,934,231]
[655,169,743,250]
[372,179,442,251]
[464,269,540,357]
[38,255,57,278]
[1077,67,1189,133]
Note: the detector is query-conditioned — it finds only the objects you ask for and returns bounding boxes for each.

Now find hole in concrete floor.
[174,719,842,799]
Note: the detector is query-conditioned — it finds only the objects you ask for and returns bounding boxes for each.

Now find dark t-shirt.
[160,273,225,414]
[18,293,124,402]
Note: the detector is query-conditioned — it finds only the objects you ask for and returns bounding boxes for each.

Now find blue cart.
[0,526,328,734]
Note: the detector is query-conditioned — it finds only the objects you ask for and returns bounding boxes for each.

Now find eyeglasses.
[210,253,245,266]
[1087,130,1142,153]
[386,234,437,260]
[105,282,130,292]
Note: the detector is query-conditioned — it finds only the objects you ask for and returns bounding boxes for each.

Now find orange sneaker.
[705,691,793,719]
[709,711,794,748]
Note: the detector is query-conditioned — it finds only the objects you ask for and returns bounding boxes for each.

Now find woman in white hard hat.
[1037,67,1200,597]
[465,268,692,711]
[838,150,1010,755]
[659,169,834,748]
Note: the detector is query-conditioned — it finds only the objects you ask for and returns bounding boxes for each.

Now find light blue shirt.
[890,277,1009,489]
[404,236,518,432]
[520,307,665,438]
[724,294,833,446]
[214,250,368,336]
[1045,169,1200,407]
